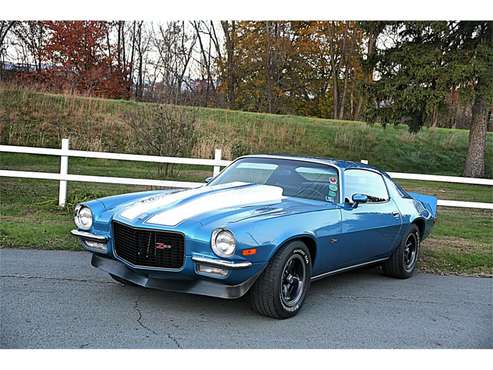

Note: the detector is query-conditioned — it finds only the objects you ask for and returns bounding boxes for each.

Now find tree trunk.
[338,23,349,120]
[193,21,215,106]
[463,22,492,177]
[488,102,493,132]
[431,105,438,128]
[129,21,136,94]
[360,22,382,120]
[265,21,275,113]
[221,21,236,109]
[339,72,348,120]
[332,72,338,119]
[463,93,488,177]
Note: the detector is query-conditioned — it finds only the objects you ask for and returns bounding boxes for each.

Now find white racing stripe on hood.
[146,184,284,226]
[120,182,247,220]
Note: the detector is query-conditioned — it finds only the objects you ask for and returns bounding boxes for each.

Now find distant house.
[0,61,52,81]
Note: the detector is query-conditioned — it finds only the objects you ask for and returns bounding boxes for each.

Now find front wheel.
[382,224,420,279]
[250,241,312,319]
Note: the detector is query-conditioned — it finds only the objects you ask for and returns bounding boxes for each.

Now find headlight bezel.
[74,204,93,231]
[211,229,236,258]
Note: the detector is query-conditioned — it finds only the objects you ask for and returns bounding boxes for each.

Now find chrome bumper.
[191,256,252,269]
[71,229,108,253]
[70,229,107,242]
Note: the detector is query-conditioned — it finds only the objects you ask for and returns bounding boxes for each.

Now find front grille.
[113,222,185,269]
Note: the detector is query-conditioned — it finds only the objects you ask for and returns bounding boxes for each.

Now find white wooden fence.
[1,139,492,210]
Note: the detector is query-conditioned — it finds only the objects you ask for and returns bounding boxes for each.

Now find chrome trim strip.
[311,257,388,281]
[192,256,252,269]
[70,229,107,242]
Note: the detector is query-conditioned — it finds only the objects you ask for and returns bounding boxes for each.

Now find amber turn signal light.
[242,248,257,256]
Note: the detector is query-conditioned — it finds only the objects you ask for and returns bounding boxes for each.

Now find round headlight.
[74,205,93,230]
[211,229,236,257]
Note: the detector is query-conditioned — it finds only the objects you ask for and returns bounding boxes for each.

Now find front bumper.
[92,254,261,299]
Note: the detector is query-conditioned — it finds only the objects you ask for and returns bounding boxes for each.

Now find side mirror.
[351,193,368,208]
[205,176,213,184]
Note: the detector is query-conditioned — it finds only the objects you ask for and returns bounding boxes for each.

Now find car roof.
[238,154,386,174]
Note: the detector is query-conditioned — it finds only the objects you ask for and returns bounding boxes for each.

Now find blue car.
[71,155,437,319]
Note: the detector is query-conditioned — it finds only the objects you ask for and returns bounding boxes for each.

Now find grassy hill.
[0,86,492,275]
[1,85,492,178]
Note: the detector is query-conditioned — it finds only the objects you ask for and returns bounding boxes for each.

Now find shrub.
[124,104,197,177]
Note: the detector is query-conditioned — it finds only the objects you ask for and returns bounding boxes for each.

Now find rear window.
[392,180,412,198]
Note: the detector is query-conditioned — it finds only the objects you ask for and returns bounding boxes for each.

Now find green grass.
[420,208,492,275]
[1,86,492,177]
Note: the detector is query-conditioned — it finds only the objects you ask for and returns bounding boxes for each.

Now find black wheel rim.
[404,232,418,272]
[280,254,306,307]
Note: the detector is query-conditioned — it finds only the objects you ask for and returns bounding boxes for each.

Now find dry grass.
[1,84,492,177]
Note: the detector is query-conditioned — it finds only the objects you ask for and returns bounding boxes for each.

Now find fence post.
[213,148,222,177]
[58,138,69,207]
[361,159,368,164]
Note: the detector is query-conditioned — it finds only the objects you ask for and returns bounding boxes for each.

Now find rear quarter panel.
[384,177,435,241]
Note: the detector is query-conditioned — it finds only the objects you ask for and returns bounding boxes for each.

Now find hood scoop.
[145,184,284,226]
[120,182,247,220]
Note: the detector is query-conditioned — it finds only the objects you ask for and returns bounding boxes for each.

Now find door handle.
[392,211,400,218]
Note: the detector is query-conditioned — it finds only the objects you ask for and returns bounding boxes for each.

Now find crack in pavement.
[0,274,116,285]
[166,332,183,349]
[133,298,183,348]
[134,298,158,336]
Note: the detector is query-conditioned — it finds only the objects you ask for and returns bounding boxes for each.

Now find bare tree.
[221,21,237,109]
[8,22,46,71]
[128,21,153,100]
[153,21,197,103]
[0,21,17,62]
[191,21,217,106]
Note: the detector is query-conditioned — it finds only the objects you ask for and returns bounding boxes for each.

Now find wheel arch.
[274,234,317,265]
[411,217,426,240]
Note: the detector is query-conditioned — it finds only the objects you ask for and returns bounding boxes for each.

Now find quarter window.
[344,169,389,203]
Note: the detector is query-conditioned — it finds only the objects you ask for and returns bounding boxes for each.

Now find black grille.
[113,222,185,269]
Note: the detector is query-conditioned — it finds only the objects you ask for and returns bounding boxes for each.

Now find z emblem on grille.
[155,242,172,250]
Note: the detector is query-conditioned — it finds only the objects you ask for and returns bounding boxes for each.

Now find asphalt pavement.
[1,248,491,348]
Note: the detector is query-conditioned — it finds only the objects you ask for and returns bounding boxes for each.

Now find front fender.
[239,208,341,267]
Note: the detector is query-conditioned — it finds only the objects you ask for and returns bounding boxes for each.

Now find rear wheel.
[250,241,312,319]
[382,224,420,279]
[109,274,138,287]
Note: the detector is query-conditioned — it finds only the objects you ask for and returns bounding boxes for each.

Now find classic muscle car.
[71,155,437,319]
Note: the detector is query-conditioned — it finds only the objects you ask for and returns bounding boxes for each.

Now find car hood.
[113,182,332,227]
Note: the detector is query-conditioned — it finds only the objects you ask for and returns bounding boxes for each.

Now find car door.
[339,169,402,265]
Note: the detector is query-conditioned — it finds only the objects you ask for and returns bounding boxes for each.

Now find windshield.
[209,157,340,203]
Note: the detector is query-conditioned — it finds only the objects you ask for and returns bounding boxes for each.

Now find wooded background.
[1,21,491,177]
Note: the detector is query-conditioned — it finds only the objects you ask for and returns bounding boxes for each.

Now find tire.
[250,240,312,319]
[109,274,138,287]
[382,224,420,279]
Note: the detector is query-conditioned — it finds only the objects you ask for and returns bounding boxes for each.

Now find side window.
[344,169,389,203]
[391,180,412,199]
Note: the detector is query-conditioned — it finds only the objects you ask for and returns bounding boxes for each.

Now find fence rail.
[1,139,492,210]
